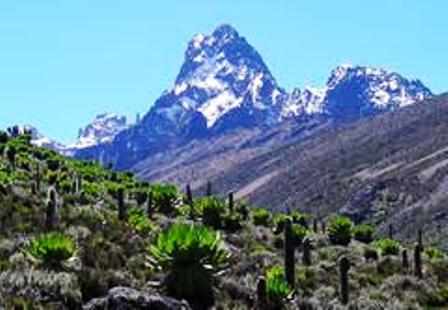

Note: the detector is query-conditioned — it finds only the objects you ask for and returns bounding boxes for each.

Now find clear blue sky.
[0,1,446,143]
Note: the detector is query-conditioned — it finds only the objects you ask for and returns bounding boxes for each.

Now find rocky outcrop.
[83,286,190,310]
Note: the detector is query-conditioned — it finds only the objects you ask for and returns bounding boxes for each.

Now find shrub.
[194,197,226,229]
[47,157,61,171]
[266,266,293,306]
[290,211,309,228]
[376,238,400,256]
[149,221,229,306]
[328,216,353,246]
[27,233,76,269]
[150,183,178,214]
[251,208,271,226]
[272,213,288,234]
[127,208,151,235]
[291,224,309,245]
[423,247,446,260]
[353,224,376,244]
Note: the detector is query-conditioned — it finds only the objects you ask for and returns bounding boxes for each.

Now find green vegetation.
[27,233,76,269]
[376,238,400,256]
[0,132,447,308]
[328,216,353,246]
[251,207,271,226]
[266,266,293,306]
[353,223,376,244]
[149,221,229,306]
[423,247,446,260]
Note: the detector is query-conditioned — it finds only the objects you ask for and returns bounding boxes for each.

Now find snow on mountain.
[322,64,432,119]
[69,113,128,149]
[21,125,66,151]
[67,25,433,170]
[147,24,286,133]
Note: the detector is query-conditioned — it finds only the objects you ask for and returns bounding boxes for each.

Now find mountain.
[70,24,432,170]
[68,113,128,150]
[25,113,128,157]
[322,64,432,120]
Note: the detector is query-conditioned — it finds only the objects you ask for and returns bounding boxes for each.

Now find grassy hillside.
[0,131,448,309]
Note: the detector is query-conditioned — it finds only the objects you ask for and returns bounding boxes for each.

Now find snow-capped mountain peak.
[322,64,432,119]
[148,24,284,132]
[71,113,128,149]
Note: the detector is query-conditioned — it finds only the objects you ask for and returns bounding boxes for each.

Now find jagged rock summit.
[25,24,432,170]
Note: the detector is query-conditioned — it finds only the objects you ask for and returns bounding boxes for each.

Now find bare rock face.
[83,286,190,310]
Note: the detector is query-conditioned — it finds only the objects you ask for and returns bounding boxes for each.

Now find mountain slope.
[186,96,448,247]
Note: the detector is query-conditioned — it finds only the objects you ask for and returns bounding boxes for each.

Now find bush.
[251,208,271,227]
[423,247,446,260]
[27,233,76,269]
[150,183,178,214]
[149,221,229,306]
[291,224,309,246]
[272,213,288,234]
[353,224,376,244]
[266,266,293,306]
[376,238,400,256]
[127,208,151,235]
[194,197,226,229]
[328,216,353,246]
[290,211,309,228]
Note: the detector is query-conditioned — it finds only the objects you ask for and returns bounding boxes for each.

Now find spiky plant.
[423,247,446,260]
[376,238,400,256]
[353,223,376,244]
[194,197,227,229]
[266,266,294,307]
[150,183,178,215]
[149,221,229,306]
[127,207,152,234]
[27,233,76,270]
[251,208,271,227]
[328,216,353,246]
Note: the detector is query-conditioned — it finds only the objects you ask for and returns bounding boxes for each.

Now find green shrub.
[149,221,229,306]
[47,157,61,171]
[423,247,446,260]
[194,197,226,229]
[251,208,271,226]
[290,211,309,228]
[27,233,76,269]
[266,266,293,306]
[291,224,309,245]
[127,208,151,234]
[353,224,376,244]
[272,213,288,234]
[328,216,353,246]
[150,183,178,214]
[376,238,400,256]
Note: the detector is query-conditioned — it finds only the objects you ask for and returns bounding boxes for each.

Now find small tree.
[149,221,229,307]
[328,216,353,246]
[353,224,376,244]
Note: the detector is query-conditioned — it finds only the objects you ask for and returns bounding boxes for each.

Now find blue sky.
[0,1,446,143]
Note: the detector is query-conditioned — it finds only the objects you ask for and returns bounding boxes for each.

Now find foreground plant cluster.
[0,130,447,309]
